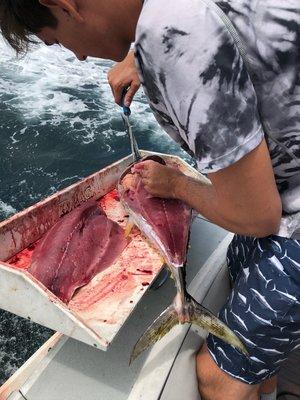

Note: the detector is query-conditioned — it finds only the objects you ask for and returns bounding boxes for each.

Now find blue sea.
[0,39,191,384]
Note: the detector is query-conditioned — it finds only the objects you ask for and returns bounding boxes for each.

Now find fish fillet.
[29,200,127,303]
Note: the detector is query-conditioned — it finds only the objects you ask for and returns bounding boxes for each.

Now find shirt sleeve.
[140,0,264,174]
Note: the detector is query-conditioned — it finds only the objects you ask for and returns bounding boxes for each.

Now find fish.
[118,155,248,363]
[29,200,128,303]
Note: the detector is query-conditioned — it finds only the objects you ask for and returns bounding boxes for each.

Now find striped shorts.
[206,234,300,384]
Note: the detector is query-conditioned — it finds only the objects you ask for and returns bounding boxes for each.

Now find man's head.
[0,0,141,61]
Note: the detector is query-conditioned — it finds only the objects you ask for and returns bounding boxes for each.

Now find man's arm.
[136,139,282,237]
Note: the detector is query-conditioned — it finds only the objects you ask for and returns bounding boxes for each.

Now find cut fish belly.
[119,160,191,267]
[29,200,128,303]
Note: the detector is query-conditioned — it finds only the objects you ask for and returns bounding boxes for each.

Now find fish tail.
[129,297,248,364]
[188,296,248,356]
[129,304,179,365]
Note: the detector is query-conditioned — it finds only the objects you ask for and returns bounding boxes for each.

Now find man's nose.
[75,53,87,61]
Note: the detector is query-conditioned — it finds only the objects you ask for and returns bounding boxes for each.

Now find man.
[0,1,299,399]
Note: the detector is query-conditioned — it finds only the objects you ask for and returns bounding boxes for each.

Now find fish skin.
[188,298,248,355]
[118,157,248,362]
[130,304,179,365]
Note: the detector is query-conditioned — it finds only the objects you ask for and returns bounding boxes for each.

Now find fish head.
[118,155,166,185]
[118,155,192,274]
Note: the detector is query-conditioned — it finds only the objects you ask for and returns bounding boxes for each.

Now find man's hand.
[133,161,185,199]
[107,51,141,106]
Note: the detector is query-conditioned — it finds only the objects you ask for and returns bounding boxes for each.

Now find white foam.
[0,200,17,217]
[0,38,108,121]
[0,38,191,160]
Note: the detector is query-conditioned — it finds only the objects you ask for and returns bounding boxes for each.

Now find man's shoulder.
[135,0,240,72]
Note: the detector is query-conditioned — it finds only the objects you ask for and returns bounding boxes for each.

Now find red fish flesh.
[118,158,191,267]
[29,200,127,303]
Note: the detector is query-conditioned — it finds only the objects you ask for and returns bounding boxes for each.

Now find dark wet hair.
[0,0,58,54]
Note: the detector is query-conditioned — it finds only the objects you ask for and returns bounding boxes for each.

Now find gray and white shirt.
[134,0,300,238]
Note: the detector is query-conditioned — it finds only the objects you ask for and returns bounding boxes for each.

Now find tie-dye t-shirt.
[134,0,300,238]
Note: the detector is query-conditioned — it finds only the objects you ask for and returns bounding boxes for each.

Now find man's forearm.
[175,175,278,237]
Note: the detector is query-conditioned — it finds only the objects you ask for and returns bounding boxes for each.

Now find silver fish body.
[118,156,248,363]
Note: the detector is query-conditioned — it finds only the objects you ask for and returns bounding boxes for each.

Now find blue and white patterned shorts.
[206,234,300,384]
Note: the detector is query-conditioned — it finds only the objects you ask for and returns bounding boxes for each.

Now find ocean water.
[0,40,191,384]
[0,40,191,222]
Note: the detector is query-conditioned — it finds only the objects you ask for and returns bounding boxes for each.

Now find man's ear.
[39,0,84,23]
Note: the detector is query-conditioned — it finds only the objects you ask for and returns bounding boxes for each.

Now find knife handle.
[121,87,131,116]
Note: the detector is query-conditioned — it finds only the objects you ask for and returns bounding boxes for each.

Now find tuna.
[29,200,127,303]
[118,156,248,363]
[121,160,191,268]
